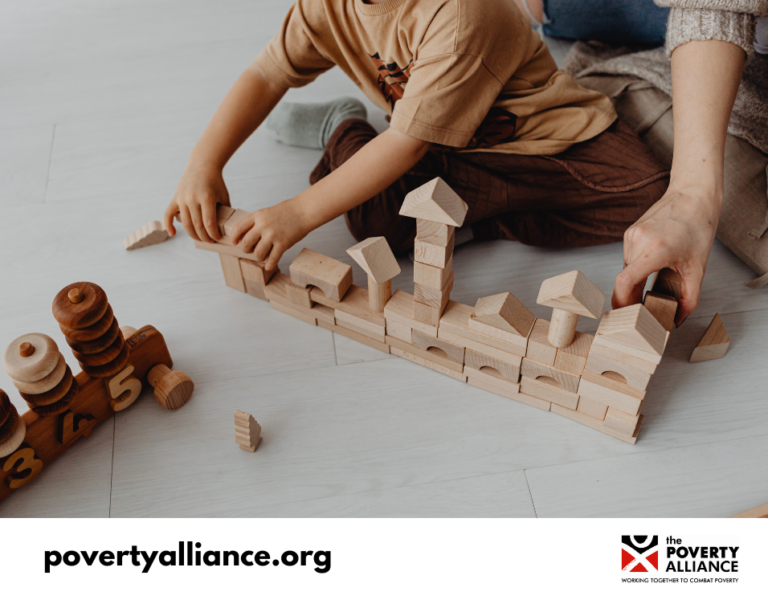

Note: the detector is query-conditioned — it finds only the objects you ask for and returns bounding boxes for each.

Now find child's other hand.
[164,163,230,243]
[230,198,310,271]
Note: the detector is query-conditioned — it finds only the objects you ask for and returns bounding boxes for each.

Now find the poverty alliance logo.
[621,536,659,572]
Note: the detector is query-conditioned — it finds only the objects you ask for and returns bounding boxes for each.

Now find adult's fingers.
[675,267,704,327]
[202,201,221,242]
[179,204,198,241]
[612,254,662,310]
[163,203,179,237]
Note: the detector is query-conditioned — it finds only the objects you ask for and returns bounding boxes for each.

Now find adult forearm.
[296,128,431,230]
[189,64,288,170]
[669,40,745,201]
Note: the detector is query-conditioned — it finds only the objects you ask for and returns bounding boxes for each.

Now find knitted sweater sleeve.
[654,0,768,55]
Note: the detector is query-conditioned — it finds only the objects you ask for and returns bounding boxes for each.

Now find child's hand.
[230,198,311,271]
[164,163,230,243]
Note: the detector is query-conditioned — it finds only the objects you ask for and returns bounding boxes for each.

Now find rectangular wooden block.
[265,273,334,326]
[602,406,642,436]
[644,291,677,332]
[577,370,645,416]
[390,346,467,382]
[588,341,658,375]
[652,267,682,300]
[583,349,652,391]
[318,320,391,354]
[591,333,664,365]
[270,300,317,326]
[526,318,557,366]
[414,229,455,268]
[413,290,451,327]
[241,259,278,287]
[413,255,453,289]
[416,219,454,246]
[438,328,522,366]
[387,336,463,373]
[550,403,641,445]
[576,396,608,421]
[334,314,386,342]
[384,290,438,337]
[464,349,520,383]
[312,285,386,328]
[414,270,454,308]
[411,329,465,364]
[554,331,593,375]
[220,208,251,237]
[468,314,530,349]
[521,358,580,393]
[290,248,353,302]
[216,205,236,234]
[195,236,258,260]
[219,254,246,292]
[439,301,527,356]
[386,320,412,343]
[244,279,268,301]
[467,372,551,411]
[286,281,314,308]
[519,376,579,410]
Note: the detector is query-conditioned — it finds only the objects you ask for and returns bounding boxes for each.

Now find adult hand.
[612,184,721,327]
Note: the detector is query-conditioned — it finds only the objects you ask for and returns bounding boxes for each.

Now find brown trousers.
[309,118,670,255]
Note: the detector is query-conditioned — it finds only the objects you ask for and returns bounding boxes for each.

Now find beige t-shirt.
[254,0,617,155]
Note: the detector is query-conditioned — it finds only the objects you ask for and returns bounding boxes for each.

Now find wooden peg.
[68,288,84,303]
[19,343,34,358]
[368,276,391,313]
[536,271,604,349]
[147,364,194,410]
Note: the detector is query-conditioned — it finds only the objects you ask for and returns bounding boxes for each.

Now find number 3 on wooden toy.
[3,448,44,490]
[108,365,142,411]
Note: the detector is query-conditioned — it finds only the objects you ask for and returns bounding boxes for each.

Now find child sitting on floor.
[164,0,669,271]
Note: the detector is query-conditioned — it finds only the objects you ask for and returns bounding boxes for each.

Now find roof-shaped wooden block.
[690,313,730,363]
[399,177,468,227]
[537,270,604,318]
[595,304,666,357]
[346,237,401,283]
[470,292,535,338]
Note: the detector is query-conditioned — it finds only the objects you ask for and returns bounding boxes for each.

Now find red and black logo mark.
[622,536,659,572]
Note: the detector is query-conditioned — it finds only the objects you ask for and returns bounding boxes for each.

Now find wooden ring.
[11,354,67,395]
[73,333,124,367]
[0,417,26,458]
[20,366,75,406]
[29,381,78,416]
[59,304,114,342]
[3,333,60,383]
[81,343,130,379]
[0,406,19,445]
[52,282,109,329]
[66,317,120,355]
[0,391,10,428]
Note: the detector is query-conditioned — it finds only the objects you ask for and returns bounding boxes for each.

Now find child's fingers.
[230,216,253,245]
[264,243,283,272]
[179,205,199,241]
[253,237,273,263]
[163,203,178,237]
[190,204,214,243]
[238,228,262,254]
[202,202,221,242]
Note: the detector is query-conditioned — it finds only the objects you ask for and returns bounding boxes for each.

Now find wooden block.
[519,376,579,410]
[584,349,652,391]
[195,237,258,260]
[269,301,317,326]
[644,291,677,332]
[411,330,465,364]
[470,292,535,338]
[220,208,251,238]
[525,319,557,366]
[690,313,730,363]
[312,285,386,328]
[439,301,527,355]
[386,320,411,343]
[216,205,236,234]
[414,298,449,327]
[290,248,353,302]
[234,410,261,452]
[264,273,335,327]
[387,336,463,373]
[219,254,246,292]
[318,321,391,354]
[416,219,454,246]
[521,358,580,393]
[554,331,593,376]
[334,314,386,343]
[384,290,438,337]
[551,403,641,445]
[414,270,454,308]
[466,371,550,411]
[464,349,520,383]
[602,406,642,436]
[390,346,467,382]
[124,221,169,251]
[731,502,768,518]
[591,332,664,365]
[594,304,666,358]
[464,366,520,394]
[588,340,658,374]
[240,259,278,286]
[576,396,608,421]
[399,177,468,226]
[467,313,529,348]
[577,370,645,416]
[414,256,453,289]
[286,281,314,309]
[439,327,522,366]
[537,270,605,319]
[368,278,391,313]
[244,279,268,301]
[346,237,401,283]
[652,267,682,300]
[414,229,455,268]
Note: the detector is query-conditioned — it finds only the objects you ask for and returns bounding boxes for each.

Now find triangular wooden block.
[399,178,468,227]
[124,221,169,251]
[346,237,401,283]
[690,313,730,363]
[470,292,535,337]
[595,304,666,357]
[537,270,604,318]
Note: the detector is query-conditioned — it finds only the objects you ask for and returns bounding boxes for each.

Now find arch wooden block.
[410,330,465,364]
[290,248,353,302]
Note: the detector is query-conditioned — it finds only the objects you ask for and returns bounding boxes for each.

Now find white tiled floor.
[1,0,766,518]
